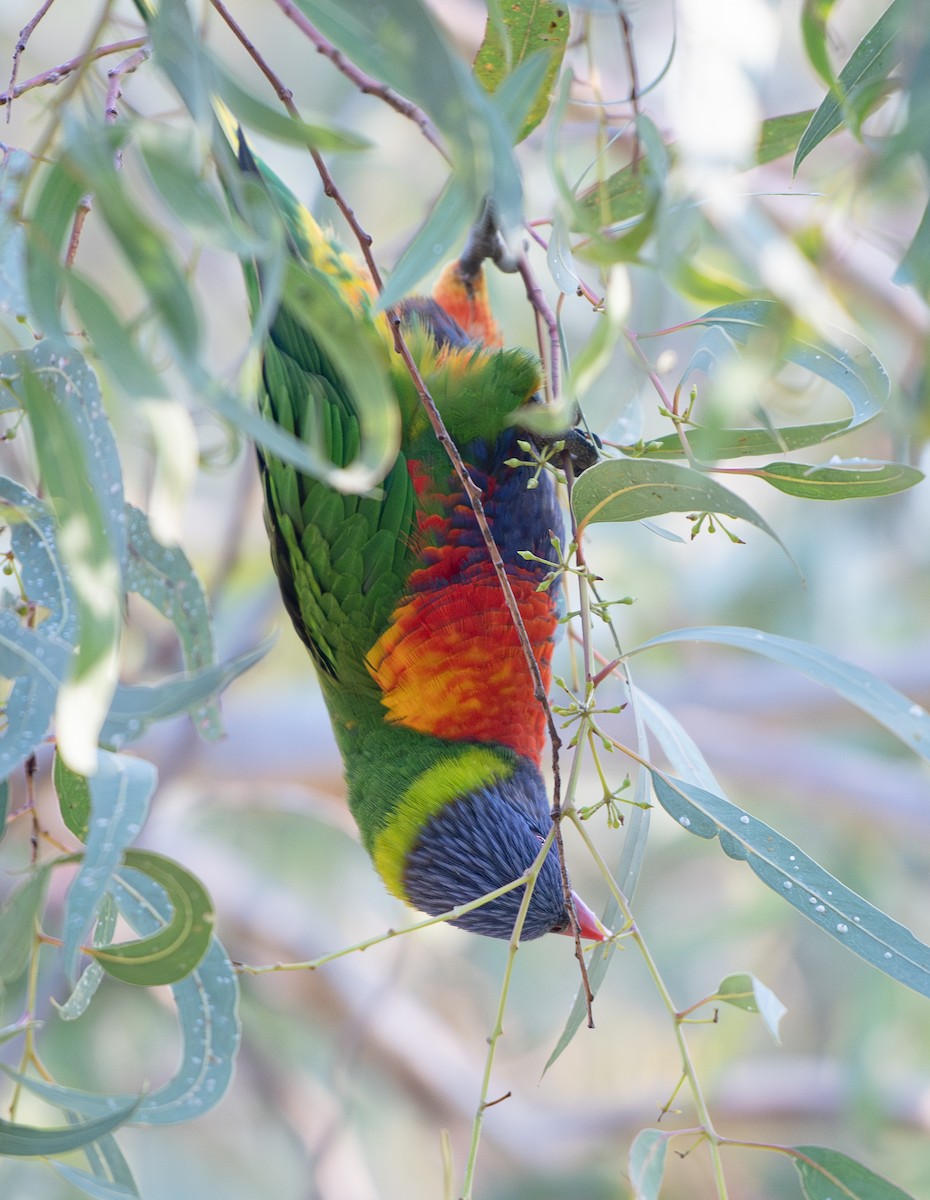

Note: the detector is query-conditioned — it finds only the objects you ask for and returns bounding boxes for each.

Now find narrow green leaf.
[572,458,788,555]
[754,459,923,500]
[474,0,570,142]
[628,626,930,767]
[794,0,909,171]
[579,112,816,225]
[18,354,121,774]
[650,772,930,1000]
[792,1144,916,1200]
[378,178,477,311]
[0,476,77,644]
[213,63,369,152]
[54,750,92,841]
[60,753,157,982]
[893,198,930,297]
[627,420,860,461]
[0,1019,38,1046]
[81,1131,139,1195]
[0,1101,138,1158]
[124,505,221,738]
[716,972,787,1043]
[56,894,117,1020]
[0,867,49,984]
[99,643,267,748]
[629,1129,670,1200]
[91,850,213,986]
[3,930,239,1124]
[66,270,168,400]
[690,300,889,426]
[49,1162,138,1200]
[0,149,31,320]
[801,0,839,91]
[25,158,83,336]
[0,611,68,781]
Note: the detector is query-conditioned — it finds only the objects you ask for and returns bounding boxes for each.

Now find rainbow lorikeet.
[241,139,606,941]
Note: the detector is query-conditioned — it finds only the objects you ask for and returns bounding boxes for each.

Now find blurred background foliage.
[1,1,930,1198]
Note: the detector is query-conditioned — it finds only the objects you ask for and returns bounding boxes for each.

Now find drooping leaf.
[474,0,570,141]
[0,1101,138,1158]
[628,1129,670,1200]
[16,350,122,774]
[751,459,923,500]
[0,148,31,320]
[90,850,213,987]
[792,1144,916,1200]
[650,772,930,1000]
[0,611,69,781]
[687,300,889,427]
[628,626,930,767]
[123,505,222,738]
[66,270,168,400]
[716,972,787,1043]
[571,457,788,555]
[0,867,49,985]
[56,894,117,1021]
[7,925,240,1122]
[54,751,92,841]
[49,1161,139,1200]
[60,753,158,982]
[0,476,77,643]
[100,643,268,748]
[579,112,816,225]
[794,0,909,170]
[626,420,868,461]
[801,0,839,91]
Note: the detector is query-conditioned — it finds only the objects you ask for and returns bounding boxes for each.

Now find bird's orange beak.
[559,891,611,941]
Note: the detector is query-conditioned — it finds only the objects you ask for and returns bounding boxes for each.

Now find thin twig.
[0,37,147,108]
[6,0,57,122]
[64,41,149,269]
[267,0,449,161]
[516,246,562,404]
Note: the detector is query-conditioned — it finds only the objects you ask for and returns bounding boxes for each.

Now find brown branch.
[0,37,147,108]
[516,245,562,405]
[6,0,57,122]
[64,43,149,270]
[268,0,449,161]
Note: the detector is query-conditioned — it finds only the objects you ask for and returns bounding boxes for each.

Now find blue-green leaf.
[572,458,789,557]
[628,626,930,766]
[49,1162,138,1200]
[56,894,117,1021]
[794,0,909,171]
[689,300,889,428]
[0,1101,138,1157]
[629,1128,670,1200]
[650,772,930,1000]
[0,611,69,781]
[91,850,213,987]
[60,753,158,982]
[0,867,49,984]
[123,505,221,738]
[792,1144,916,1200]
[100,643,267,748]
[716,972,787,1043]
[0,477,77,645]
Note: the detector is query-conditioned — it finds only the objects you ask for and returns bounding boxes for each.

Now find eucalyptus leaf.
[792,1144,916,1200]
[124,505,221,738]
[794,0,908,171]
[752,459,923,500]
[91,850,214,987]
[0,867,49,984]
[0,610,69,781]
[689,300,889,426]
[628,626,930,767]
[716,972,787,1043]
[571,457,788,557]
[0,476,77,643]
[99,643,267,748]
[60,753,157,982]
[0,1101,138,1158]
[49,1162,139,1200]
[56,894,117,1021]
[650,772,930,1000]
[628,1128,669,1200]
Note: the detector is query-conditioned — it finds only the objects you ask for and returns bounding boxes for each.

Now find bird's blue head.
[402,759,607,941]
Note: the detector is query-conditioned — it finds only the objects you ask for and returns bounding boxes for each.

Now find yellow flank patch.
[372,748,511,901]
